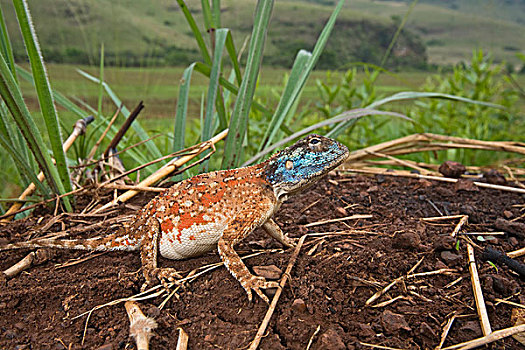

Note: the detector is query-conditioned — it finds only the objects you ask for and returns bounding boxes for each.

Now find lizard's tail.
[0,232,140,252]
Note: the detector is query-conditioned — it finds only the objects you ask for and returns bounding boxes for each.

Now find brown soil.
[1,173,524,349]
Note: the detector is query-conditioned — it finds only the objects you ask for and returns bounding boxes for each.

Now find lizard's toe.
[243,276,280,303]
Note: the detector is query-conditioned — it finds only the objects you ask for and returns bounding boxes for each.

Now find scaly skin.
[1,134,349,302]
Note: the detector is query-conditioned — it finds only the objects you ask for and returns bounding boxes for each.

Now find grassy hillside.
[2,0,426,68]
[2,0,524,68]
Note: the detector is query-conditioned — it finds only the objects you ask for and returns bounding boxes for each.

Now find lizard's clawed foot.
[243,275,280,303]
[141,267,183,292]
[282,235,298,248]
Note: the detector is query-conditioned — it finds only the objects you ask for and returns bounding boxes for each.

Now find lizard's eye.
[308,137,322,151]
[285,160,294,170]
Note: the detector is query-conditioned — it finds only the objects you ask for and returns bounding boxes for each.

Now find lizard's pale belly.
[159,217,228,260]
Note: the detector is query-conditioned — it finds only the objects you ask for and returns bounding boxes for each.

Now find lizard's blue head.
[264,134,349,200]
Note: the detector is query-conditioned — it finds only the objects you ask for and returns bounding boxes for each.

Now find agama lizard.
[1,134,349,302]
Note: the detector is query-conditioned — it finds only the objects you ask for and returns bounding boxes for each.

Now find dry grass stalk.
[495,298,525,309]
[176,327,189,350]
[305,325,321,350]
[248,235,306,350]
[371,295,408,308]
[467,243,492,336]
[100,184,166,193]
[93,129,228,214]
[435,313,457,350]
[422,215,467,222]
[2,251,35,278]
[359,342,405,350]
[441,324,525,350]
[365,277,403,306]
[2,118,89,221]
[364,149,434,175]
[343,167,525,195]
[451,216,468,238]
[304,214,373,227]
[125,301,158,350]
[508,247,525,259]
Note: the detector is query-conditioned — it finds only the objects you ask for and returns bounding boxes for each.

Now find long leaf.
[221,0,274,168]
[259,0,346,151]
[201,28,228,171]
[0,54,60,198]
[328,91,505,138]
[176,0,212,65]
[244,108,412,166]
[0,3,16,80]
[173,63,197,153]
[13,0,72,210]
[258,49,311,152]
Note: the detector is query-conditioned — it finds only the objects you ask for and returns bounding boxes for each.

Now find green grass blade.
[0,130,48,196]
[13,0,72,210]
[0,54,61,198]
[328,91,504,138]
[76,68,163,161]
[212,0,221,28]
[201,0,213,33]
[258,0,345,151]
[225,31,242,86]
[221,0,274,169]
[244,108,411,166]
[367,91,505,109]
[258,49,311,152]
[0,3,16,81]
[97,44,104,118]
[173,62,196,153]
[176,0,212,65]
[201,28,228,171]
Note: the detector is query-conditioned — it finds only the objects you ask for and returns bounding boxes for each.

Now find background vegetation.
[0,0,524,215]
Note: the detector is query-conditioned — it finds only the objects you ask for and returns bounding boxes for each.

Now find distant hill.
[2,0,524,69]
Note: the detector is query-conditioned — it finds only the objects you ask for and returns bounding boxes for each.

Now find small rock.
[291,298,307,313]
[253,265,282,280]
[380,310,411,334]
[336,207,348,216]
[509,236,519,246]
[492,275,510,295]
[318,328,346,350]
[418,179,433,188]
[147,306,161,318]
[393,231,421,249]
[433,235,456,251]
[352,322,375,337]
[14,322,24,330]
[296,215,308,225]
[367,186,379,193]
[503,210,514,219]
[418,322,436,339]
[440,251,462,265]
[455,179,479,192]
[95,344,114,350]
[4,329,17,339]
[435,187,454,197]
[458,321,481,336]
[439,161,466,178]
[376,175,385,183]
[483,169,507,185]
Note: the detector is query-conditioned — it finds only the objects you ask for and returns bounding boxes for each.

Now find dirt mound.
[1,174,523,349]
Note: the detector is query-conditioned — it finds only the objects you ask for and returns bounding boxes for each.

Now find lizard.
[1,134,349,302]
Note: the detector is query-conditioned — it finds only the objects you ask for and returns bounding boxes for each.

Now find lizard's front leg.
[139,216,182,291]
[262,219,297,248]
[217,214,279,303]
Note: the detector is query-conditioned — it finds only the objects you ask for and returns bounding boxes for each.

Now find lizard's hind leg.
[139,216,182,291]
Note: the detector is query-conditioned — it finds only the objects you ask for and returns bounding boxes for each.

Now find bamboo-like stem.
[441,324,525,350]
[467,244,492,336]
